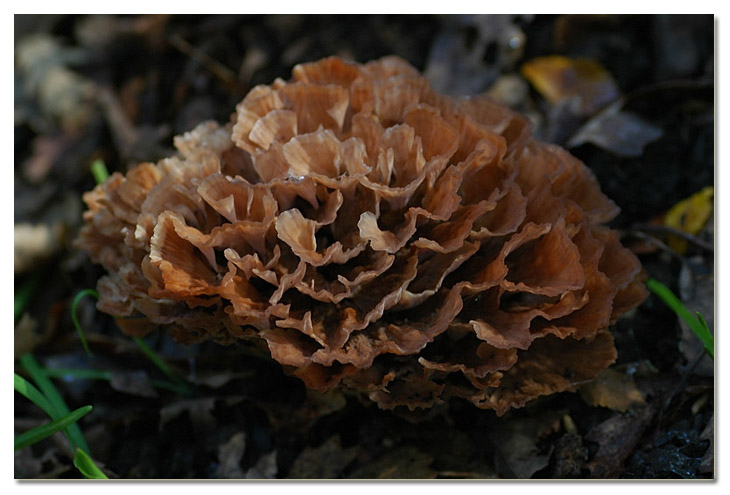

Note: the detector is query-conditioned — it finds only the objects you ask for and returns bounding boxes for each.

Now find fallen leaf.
[14,223,65,274]
[567,101,663,157]
[347,446,435,479]
[425,30,497,96]
[416,426,491,476]
[544,96,590,144]
[425,15,528,96]
[262,389,347,430]
[663,186,713,253]
[579,367,646,412]
[551,433,586,478]
[521,55,620,115]
[300,389,348,420]
[585,402,658,478]
[15,34,97,133]
[109,370,158,398]
[191,370,255,389]
[15,446,67,479]
[287,435,358,479]
[699,414,714,474]
[244,450,277,479]
[488,413,561,479]
[22,135,74,183]
[486,73,529,108]
[216,431,246,479]
[159,397,217,432]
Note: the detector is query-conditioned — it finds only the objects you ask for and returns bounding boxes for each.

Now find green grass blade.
[14,405,92,452]
[697,311,710,332]
[41,368,114,382]
[70,289,189,393]
[18,354,91,453]
[41,367,187,394]
[646,278,714,358]
[132,337,175,380]
[71,289,99,357]
[695,311,714,357]
[74,448,109,479]
[14,373,58,419]
[90,159,110,185]
[132,337,190,395]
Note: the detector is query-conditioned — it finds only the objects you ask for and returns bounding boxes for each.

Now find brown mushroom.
[78,56,647,415]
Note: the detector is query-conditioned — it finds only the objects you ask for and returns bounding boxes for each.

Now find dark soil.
[14,14,714,479]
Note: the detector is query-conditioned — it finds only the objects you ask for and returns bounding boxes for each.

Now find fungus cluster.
[78,56,646,414]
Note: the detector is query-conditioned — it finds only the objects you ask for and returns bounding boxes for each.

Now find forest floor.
[14,14,714,479]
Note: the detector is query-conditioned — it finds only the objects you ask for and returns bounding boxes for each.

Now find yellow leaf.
[521,55,620,115]
[664,186,713,253]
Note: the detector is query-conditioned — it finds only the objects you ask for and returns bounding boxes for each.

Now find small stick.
[632,223,714,252]
[168,34,237,85]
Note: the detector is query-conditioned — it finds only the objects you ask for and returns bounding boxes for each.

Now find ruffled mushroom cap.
[78,56,647,415]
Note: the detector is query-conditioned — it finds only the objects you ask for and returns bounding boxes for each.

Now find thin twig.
[623,230,683,261]
[168,34,237,85]
[631,223,714,252]
[97,86,140,158]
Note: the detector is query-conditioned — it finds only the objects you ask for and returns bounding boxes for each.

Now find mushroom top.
[78,56,647,415]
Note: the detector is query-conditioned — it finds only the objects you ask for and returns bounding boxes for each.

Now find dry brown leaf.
[579,367,645,412]
[287,435,358,479]
[489,412,561,478]
[551,433,586,478]
[585,402,658,478]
